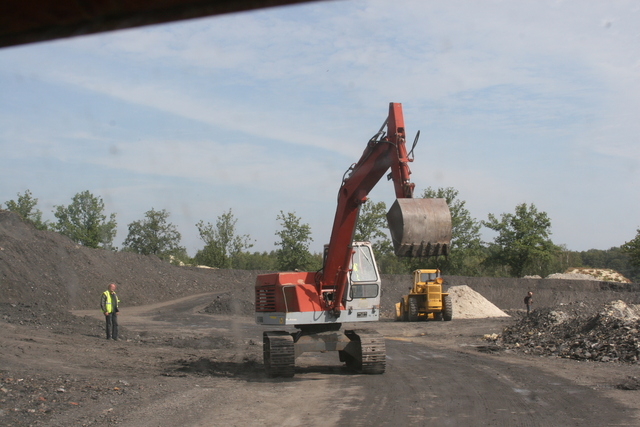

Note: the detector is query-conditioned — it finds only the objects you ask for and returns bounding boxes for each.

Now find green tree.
[354,199,408,274]
[354,199,388,243]
[375,246,411,274]
[580,248,606,268]
[420,187,484,275]
[551,244,583,274]
[194,209,253,268]
[122,208,185,260]
[232,250,278,270]
[3,190,49,230]
[622,228,640,268]
[53,190,117,249]
[482,203,559,277]
[274,211,315,271]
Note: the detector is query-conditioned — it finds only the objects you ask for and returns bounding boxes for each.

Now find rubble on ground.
[488,300,640,363]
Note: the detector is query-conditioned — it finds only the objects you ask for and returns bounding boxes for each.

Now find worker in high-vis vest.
[100,283,120,340]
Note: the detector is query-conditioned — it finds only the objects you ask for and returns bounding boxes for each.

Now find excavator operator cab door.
[349,242,380,297]
[345,242,382,322]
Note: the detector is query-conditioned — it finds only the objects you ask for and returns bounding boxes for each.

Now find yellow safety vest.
[103,291,120,313]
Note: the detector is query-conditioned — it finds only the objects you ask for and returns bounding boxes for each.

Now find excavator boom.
[322,103,451,307]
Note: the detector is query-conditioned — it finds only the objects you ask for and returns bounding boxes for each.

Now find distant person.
[100,283,120,340]
[524,291,533,315]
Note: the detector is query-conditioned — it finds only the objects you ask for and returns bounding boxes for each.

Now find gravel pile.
[545,272,601,281]
[564,267,631,283]
[448,285,510,319]
[489,300,640,363]
[525,269,630,283]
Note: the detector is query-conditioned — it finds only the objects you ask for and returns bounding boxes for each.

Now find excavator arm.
[387,102,416,199]
[320,102,451,314]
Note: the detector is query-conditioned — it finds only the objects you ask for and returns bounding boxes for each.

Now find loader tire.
[442,295,453,321]
[400,300,408,322]
[263,331,295,378]
[408,296,419,322]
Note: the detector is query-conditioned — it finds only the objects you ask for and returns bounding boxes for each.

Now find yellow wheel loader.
[395,269,452,322]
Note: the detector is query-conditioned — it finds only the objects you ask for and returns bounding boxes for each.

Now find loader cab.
[417,269,441,284]
[412,269,442,295]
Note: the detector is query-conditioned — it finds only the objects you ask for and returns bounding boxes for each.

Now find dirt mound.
[545,272,600,280]
[564,267,631,283]
[490,300,640,363]
[526,268,630,283]
[543,268,631,283]
[0,210,262,324]
[447,285,509,319]
[1,208,639,326]
[200,293,255,316]
[0,301,104,336]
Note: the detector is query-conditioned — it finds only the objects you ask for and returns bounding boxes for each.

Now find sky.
[1,0,639,256]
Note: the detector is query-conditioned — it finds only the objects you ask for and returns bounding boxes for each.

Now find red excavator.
[255,103,452,377]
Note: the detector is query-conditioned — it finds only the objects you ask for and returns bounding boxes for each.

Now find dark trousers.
[105,313,118,340]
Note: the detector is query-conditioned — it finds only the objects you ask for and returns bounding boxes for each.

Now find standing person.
[100,283,120,340]
[524,291,533,315]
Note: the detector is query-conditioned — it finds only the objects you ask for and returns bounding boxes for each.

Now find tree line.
[3,189,640,281]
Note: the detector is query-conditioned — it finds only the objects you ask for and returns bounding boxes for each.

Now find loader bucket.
[386,198,452,257]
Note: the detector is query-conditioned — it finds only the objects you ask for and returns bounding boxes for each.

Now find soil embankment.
[2,209,640,321]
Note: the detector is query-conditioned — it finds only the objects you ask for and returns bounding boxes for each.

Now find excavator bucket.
[386,198,452,257]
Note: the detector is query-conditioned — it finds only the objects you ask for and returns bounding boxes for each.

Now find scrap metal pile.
[488,300,640,363]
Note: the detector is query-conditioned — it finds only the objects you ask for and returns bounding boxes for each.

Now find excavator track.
[263,331,295,378]
[344,330,386,374]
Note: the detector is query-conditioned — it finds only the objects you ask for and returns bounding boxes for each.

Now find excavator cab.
[387,198,452,258]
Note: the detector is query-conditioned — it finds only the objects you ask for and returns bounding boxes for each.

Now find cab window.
[350,283,379,298]
[350,245,378,282]
[419,271,440,282]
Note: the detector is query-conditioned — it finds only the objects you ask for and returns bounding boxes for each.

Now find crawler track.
[345,329,386,374]
[263,331,295,378]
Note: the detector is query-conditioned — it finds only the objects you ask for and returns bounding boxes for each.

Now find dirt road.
[1,293,639,426]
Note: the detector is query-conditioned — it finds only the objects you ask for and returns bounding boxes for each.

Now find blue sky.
[1,0,639,256]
